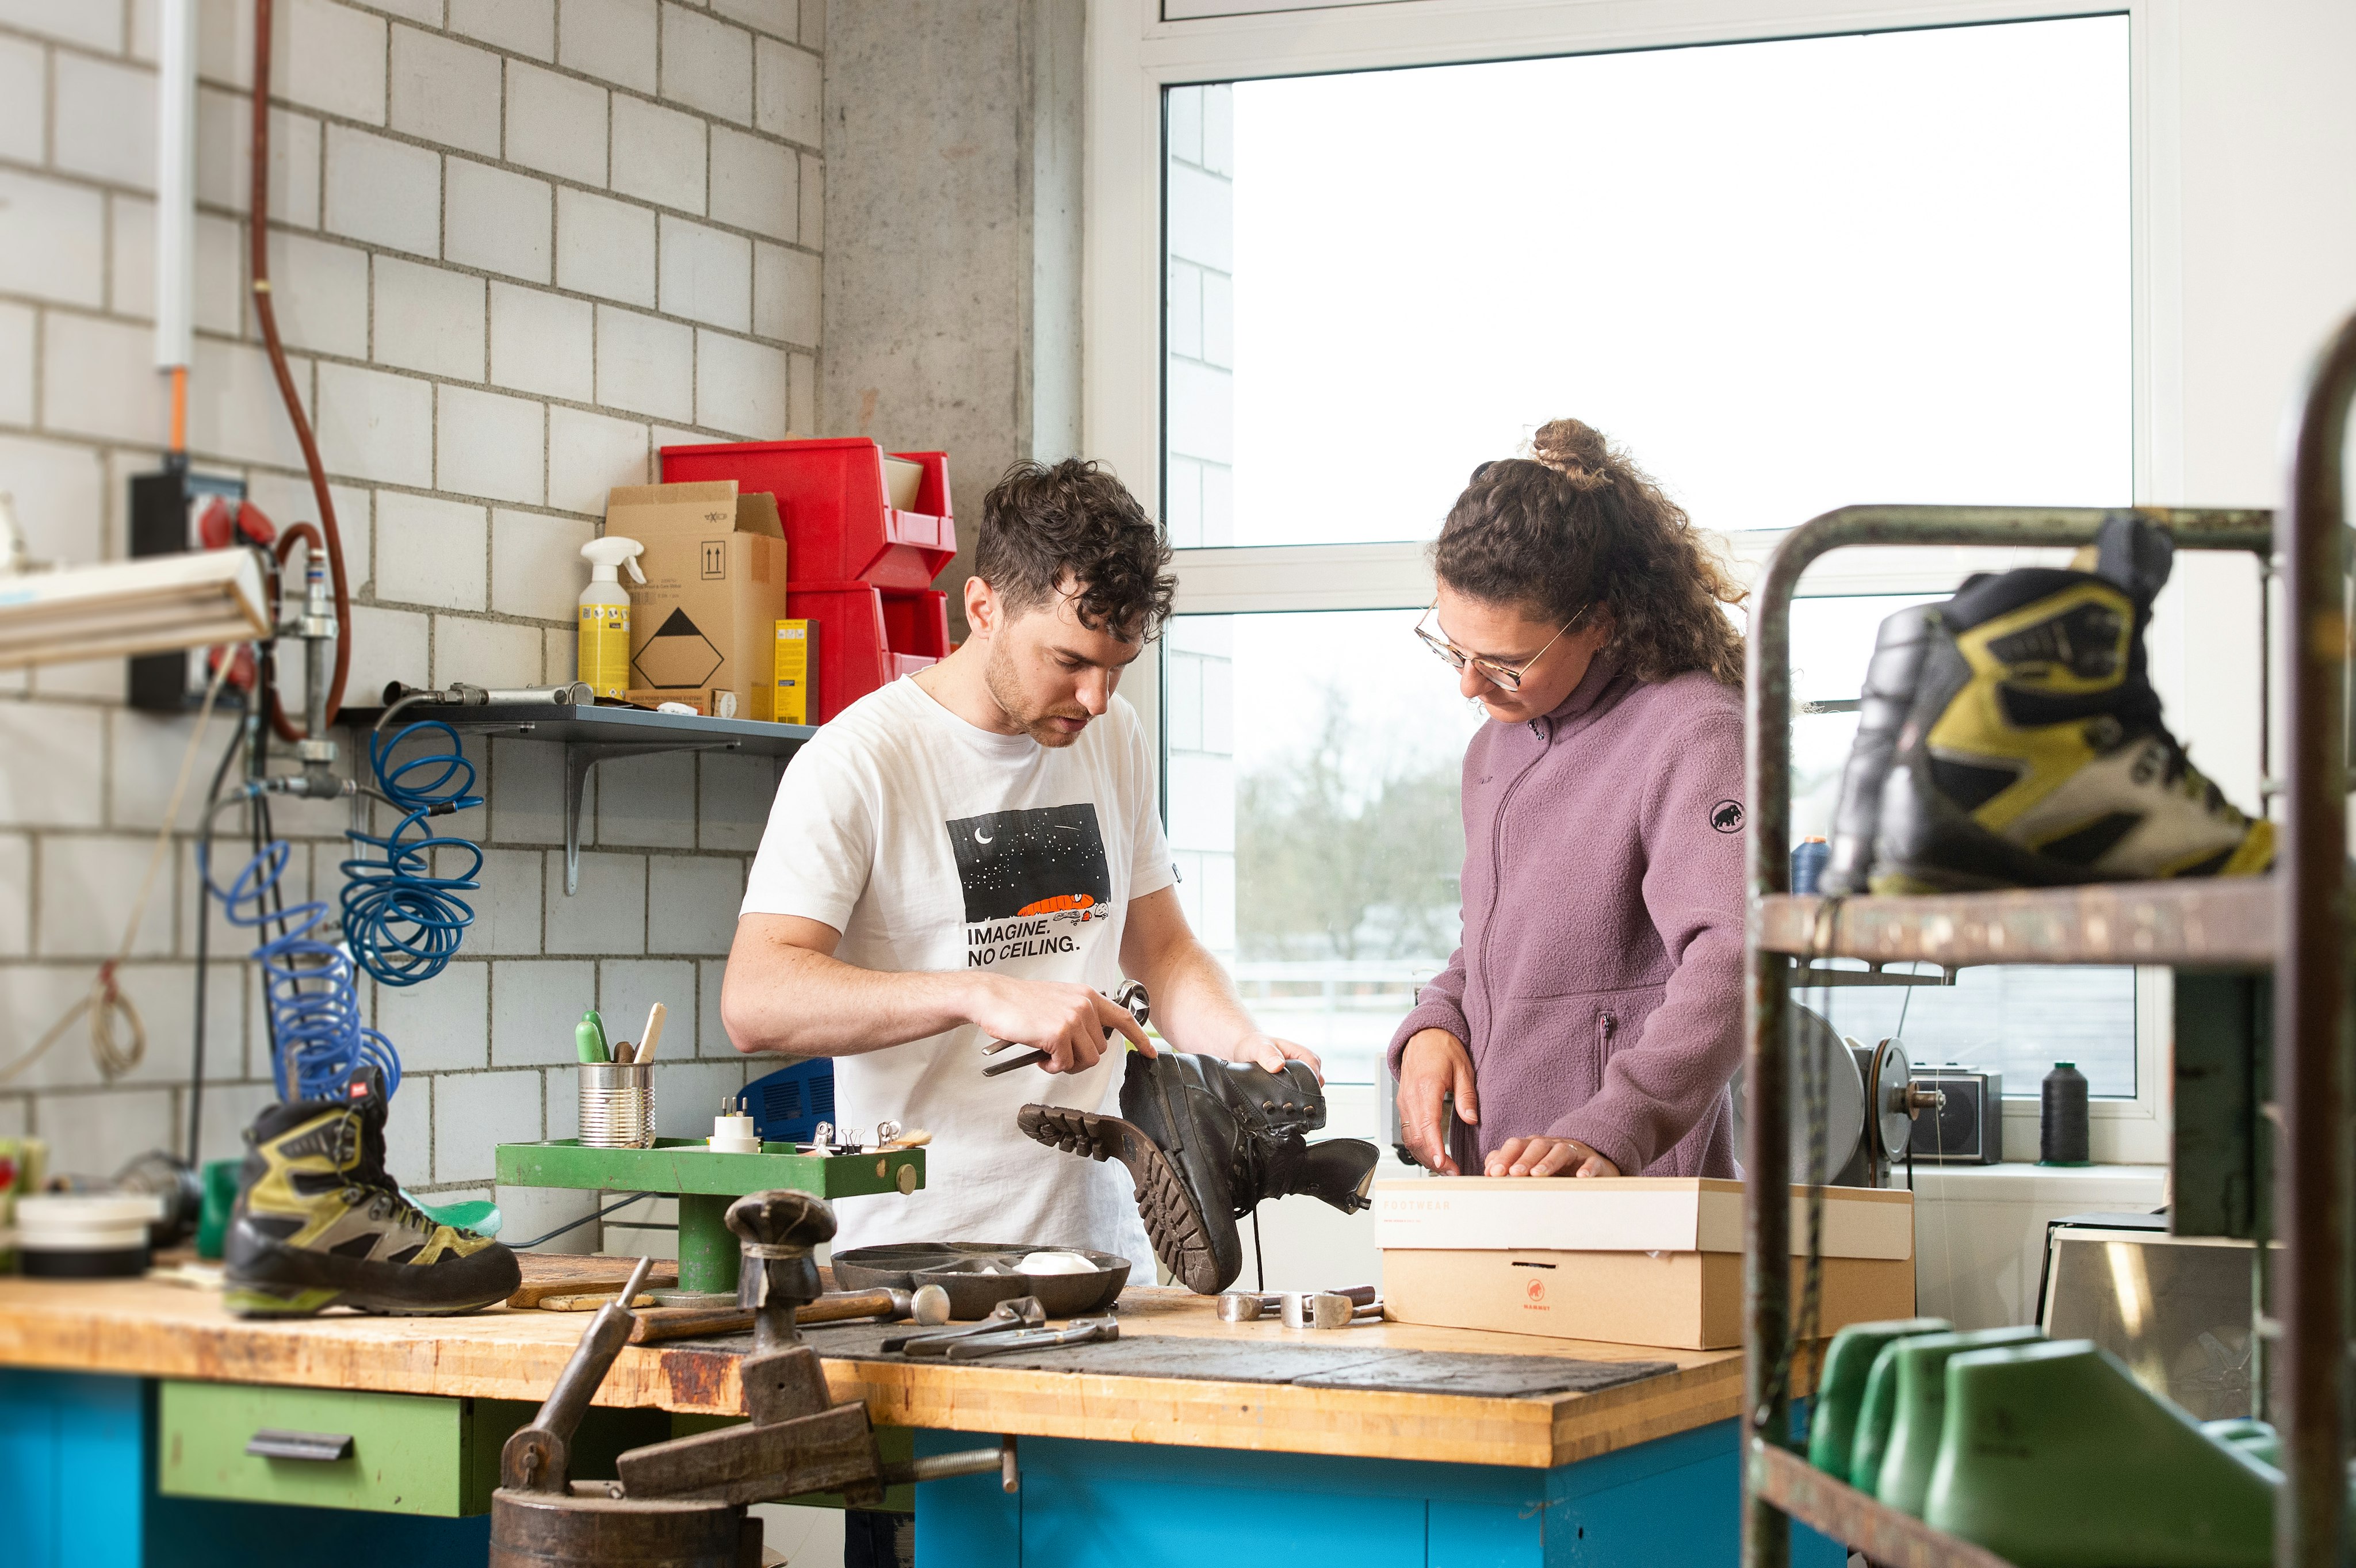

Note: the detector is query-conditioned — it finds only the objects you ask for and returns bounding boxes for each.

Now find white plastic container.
[16,1192,165,1278]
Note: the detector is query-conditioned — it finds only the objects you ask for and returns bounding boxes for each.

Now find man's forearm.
[1133,935,1261,1060]
[721,938,978,1057]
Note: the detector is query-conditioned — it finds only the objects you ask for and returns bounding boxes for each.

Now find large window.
[1164,18,2130,550]
[1158,17,2147,1138]
[1166,610,1481,1087]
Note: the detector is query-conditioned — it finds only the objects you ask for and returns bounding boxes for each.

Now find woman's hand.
[1397,1028,1477,1174]
[1483,1137,1620,1179]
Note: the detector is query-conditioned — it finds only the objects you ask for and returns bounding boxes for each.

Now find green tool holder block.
[494,1139,927,1295]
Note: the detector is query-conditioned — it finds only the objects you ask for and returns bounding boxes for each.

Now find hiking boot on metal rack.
[1018,1053,1380,1294]
[1822,514,2273,895]
[224,1066,520,1317]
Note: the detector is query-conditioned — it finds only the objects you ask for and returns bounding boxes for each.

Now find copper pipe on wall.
[249,0,353,739]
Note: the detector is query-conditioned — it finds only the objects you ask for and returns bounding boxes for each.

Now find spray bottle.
[577,537,646,700]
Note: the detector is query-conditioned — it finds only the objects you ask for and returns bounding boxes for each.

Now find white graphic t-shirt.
[739,676,1172,1271]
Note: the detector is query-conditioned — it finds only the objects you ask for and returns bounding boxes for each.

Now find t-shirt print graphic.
[948,804,1113,968]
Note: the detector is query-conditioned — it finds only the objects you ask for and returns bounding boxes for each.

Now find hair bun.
[1530,419,1612,480]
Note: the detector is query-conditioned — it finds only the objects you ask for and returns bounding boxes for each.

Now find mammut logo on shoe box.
[950,804,1112,966]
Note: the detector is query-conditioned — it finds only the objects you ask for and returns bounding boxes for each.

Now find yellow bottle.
[576,537,645,699]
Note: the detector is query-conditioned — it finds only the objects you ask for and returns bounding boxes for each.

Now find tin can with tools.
[579,1061,656,1148]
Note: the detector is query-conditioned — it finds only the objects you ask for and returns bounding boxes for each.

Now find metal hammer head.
[1217,1291,1280,1323]
[1281,1292,1361,1330]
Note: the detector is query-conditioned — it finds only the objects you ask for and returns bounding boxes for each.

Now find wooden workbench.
[0,1275,1752,1470]
[0,1272,1841,1567]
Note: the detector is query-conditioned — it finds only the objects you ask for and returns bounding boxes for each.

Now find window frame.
[1104,0,2182,1164]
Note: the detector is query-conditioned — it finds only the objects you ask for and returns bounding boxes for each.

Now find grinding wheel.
[1729,1002,1867,1184]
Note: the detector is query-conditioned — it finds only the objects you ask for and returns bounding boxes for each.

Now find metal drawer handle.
[246,1428,355,1462]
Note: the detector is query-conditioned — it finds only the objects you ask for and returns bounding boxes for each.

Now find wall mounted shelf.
[344,702,814,894]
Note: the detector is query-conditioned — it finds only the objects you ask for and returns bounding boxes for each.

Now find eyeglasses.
[1414,602,1586,693]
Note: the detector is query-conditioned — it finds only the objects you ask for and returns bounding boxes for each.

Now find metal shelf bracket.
[564,739,742,894]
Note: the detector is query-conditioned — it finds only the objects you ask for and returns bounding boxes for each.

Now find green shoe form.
[1868,1325,2045,1509]
[1807,1317,1951,1476]
[2201,1418,2279,1468]
[1925,1340,2275,1568]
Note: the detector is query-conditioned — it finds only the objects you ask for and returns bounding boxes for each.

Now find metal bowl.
[828,1242,1036,1294]
[831,1242,1130,1320]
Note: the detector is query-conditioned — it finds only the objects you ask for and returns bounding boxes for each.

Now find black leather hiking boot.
[1017,1051,1380,1294]
[224,1066,519,1317]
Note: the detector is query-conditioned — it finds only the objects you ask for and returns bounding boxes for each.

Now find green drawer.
[159,1381,533,1516]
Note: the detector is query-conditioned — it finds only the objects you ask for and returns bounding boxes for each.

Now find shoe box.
[1374,1177,1916,1351]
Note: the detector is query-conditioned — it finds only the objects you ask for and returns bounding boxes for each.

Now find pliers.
[980,981,1151,1077]
[934,1315,1121,1362]
[884,1296,1045,1355]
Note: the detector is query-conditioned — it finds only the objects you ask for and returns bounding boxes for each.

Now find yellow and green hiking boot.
[1827,515,2272,894]
[224,1068,519,1316]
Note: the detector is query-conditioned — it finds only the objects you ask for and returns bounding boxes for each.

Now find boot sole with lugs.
[1016,1104,1225,1294]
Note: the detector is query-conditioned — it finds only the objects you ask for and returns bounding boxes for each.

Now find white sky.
[1225,16,2133,546]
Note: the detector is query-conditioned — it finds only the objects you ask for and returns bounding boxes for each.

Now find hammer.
[1215,1284,1379,1329]
[626,1286,924,1344]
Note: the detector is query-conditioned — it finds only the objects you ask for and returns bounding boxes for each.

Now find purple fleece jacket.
[1386,657,1746,1178]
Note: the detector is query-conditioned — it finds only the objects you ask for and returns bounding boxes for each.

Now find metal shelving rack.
[1739,311,2356,1568]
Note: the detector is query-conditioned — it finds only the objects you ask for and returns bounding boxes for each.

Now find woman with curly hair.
[1390,419,1749,1180]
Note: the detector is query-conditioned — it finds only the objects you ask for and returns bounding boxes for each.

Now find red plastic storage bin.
[787,581,950,722]
[660,438,955,592]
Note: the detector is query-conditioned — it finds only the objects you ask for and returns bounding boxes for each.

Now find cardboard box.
[1375,1177,1915,1349]
[1382,1248,1916,1350]
[624,688,739,718]
[605,481,788,720]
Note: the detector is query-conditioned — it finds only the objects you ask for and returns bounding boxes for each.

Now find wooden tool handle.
[624,1287,906,1343]
[628,1305,752,1344]
[795,1288,902,1324]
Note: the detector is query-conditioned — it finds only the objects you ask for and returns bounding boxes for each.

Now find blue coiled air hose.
[201,830,401,1103]
[201,719,483,1103]
[339,720,483,988]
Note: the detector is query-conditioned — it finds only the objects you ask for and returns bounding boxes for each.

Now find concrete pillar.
[820,0,1086,634]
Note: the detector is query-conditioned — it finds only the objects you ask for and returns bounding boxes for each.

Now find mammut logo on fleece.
[1710,800,1745,835]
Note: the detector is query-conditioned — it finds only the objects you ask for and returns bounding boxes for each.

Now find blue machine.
[744,1057,836,1144]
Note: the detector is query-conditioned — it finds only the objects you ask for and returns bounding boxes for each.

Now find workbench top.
[0,1275,1773,1470]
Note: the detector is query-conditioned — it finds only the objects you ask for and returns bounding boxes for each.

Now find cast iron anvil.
[489,1190,1011,1568]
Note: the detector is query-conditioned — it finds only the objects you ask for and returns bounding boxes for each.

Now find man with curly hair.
[724,458,1319,1272]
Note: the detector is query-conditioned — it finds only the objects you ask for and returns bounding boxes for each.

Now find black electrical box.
[1906,1065,2004,1164]
[127,464,249,712]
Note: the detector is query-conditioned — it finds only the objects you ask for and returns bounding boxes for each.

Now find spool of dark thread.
[2039,1061,2090,1165]
[1791,836,1830,895]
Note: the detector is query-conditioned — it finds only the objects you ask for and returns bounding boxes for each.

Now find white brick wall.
[611,94,706,215]
[0,0,817,1183]
[446,160,555,284]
